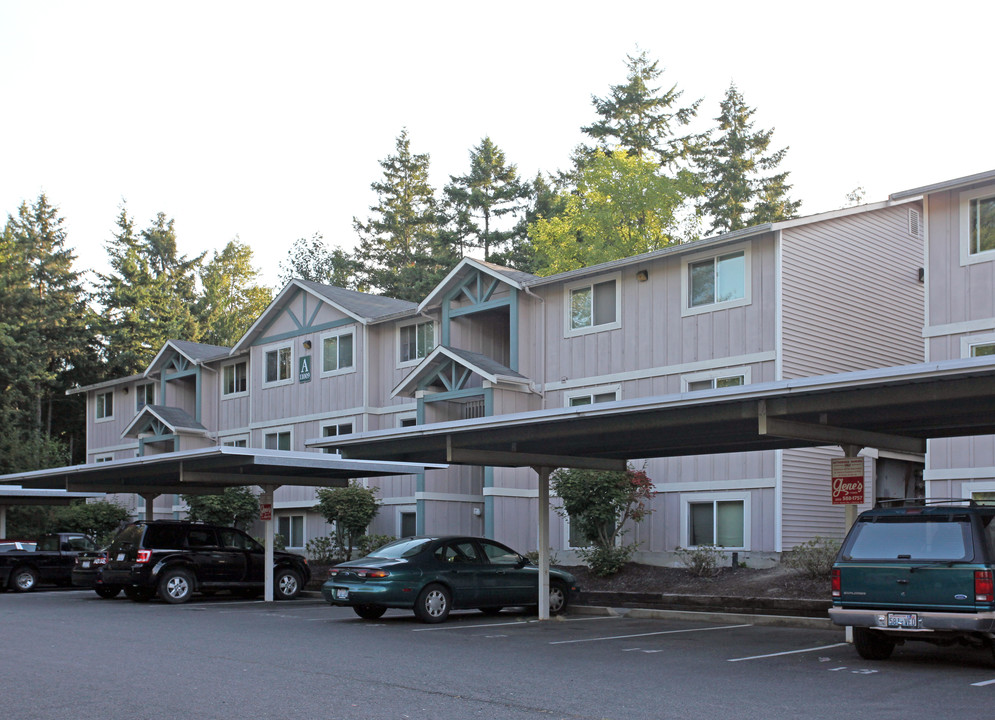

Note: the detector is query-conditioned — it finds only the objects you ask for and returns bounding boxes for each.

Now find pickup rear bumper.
[830,607,995,633]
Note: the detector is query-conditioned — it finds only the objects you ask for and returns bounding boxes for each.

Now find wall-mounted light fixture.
[636,269,649,282]
[303,340,312,350]
[123,387,129,394]
[918,267,925,283]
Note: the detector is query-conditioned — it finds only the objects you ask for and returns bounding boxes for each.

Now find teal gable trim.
[138,434,179,456]
[509,288,519,372]
[448,297,510,318]
[421,387,487,403]
[253,317,354,347]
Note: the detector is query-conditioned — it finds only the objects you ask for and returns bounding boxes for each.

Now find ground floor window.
[682,493,749,549]
[278,515,304,548]
[400,511,416,538]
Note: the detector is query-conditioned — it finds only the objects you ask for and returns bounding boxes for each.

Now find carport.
[0,488,105,538]
[0,446,444,601]
[308,357,995,619]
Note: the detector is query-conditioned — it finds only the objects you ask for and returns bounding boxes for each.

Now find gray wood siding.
[781,204,925,379]
[781,448,873,547]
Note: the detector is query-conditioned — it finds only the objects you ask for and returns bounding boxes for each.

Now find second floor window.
[569,278,618,332]
[689,250,746,308]
[264,347,292,385]
[972,343,995,358]
[264,430,291,451]
[95,390,113,420]
[687,374,745,392]
[322,330,354,374]
[136,382,155,411]
[400,321,434,364]
[568,391,618,407]
[968,194,995,256]
[223,361,248,395]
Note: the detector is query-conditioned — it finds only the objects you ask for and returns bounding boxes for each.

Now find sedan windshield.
[368,538,432,559]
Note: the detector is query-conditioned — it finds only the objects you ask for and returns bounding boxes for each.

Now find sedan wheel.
[158,569,194,604]
[414,583,451,623]
[95,585,122,599]
[549,582,569,615]
[10,567,38,592]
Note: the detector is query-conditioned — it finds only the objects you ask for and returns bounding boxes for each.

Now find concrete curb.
[571,603,837,631]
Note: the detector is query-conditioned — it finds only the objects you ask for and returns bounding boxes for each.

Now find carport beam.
[140,494,158,522]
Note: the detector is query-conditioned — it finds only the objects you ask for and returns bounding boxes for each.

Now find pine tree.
[442,137,530,264]
[196,239,273,347]
[96,208,203,375]
[582,50,702,166]
[697,83,801,234]
[353,129,448,302]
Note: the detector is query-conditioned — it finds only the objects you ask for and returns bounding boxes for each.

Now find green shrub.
[579,544,635,577]
[524,548,560,566]
[783,536,841,579]
[675,545,723,577]
[356,534,396,557]
[305,535,338,563]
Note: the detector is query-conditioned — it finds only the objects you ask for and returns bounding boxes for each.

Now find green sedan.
[321,536,579,622]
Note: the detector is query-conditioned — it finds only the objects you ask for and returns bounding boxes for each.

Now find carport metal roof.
[310,357,995,469]
[0,446,442,495]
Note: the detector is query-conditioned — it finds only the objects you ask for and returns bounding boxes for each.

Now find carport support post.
[841,444,864,531]
[0,504,6,538]
[535,465,552,621]
[140,494,157,522]
[260,485,276,602]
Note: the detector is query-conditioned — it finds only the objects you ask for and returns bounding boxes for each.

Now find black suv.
[99,521,310,604]
[830,500,995,663]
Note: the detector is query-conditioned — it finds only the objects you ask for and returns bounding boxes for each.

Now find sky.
[2,1,993,290]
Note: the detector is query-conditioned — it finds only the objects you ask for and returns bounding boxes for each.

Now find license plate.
[82,561,91,569]
[117,553,125,561]
[335,588,349,600]
[887,613,918,628]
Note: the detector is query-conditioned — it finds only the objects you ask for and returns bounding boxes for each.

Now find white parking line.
[412,615,623,632]
[970,679,995,687]
[549,623,751,645]
[727,643,848,662]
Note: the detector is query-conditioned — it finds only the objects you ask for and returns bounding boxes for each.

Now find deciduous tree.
[315,481,380,561]
[278,232,359,288]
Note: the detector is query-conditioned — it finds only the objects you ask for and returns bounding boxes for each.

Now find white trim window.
[398,507,417,538]
[960,186,995,265]
[321,328,355,376]
[681,492,750,550]
[221,435,249,448]
[264,428,293,451]
[960,333,995,359]
[95,390,114,422]
[94,454,114,463]
[222,360,248,397]
[397,413,417,428]
[565,386,620,407]
[320,419,355,454]
[564,273,621,336]
[682,367,751,393]
[398,320,435,366]
[263,345,293,387]
[277,514,304,549]
[682,244,751,315]
[135,382,155,411]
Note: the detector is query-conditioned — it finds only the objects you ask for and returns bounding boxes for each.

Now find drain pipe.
[523,285,546,409]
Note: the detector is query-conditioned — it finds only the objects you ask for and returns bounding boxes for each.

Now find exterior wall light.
[636,269,649,282]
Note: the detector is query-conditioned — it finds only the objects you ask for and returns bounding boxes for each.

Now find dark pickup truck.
[0,532,99,592]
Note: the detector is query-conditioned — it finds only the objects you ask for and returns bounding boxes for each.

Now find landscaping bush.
[783,536,841,579]
[356,534,395,557]
[525,548,560,566]
[675,545,723,578]
[305,535,338,563]
[579,544,635,577]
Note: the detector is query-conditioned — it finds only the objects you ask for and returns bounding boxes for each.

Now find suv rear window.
[846,516,973,562]
[109,524,144,554]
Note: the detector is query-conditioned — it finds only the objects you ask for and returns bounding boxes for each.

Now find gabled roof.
[392,345,531,398]
[418,258,538,312]
[233,279,417,353]
[122,405,208,439]
[891,168,995,200]
[146,340,232,375]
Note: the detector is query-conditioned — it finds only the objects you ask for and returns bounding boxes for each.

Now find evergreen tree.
[0,195,97,468]
[96,208,203,375]
[696,83,801,234]
[353,129,448,302]
[196,239,273,347]
[582,50,702,166]
[278,232,359,288]
[441,137,530,264]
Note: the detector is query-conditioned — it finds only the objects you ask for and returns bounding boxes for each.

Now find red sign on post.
[259,502,273,521]
[831,457,865,505]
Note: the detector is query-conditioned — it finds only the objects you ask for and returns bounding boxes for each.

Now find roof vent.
[908,208,923,239]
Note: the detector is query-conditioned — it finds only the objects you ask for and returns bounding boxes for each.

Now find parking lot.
[3,590,994,720]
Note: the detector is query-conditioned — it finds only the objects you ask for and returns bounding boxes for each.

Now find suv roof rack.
[874,497,978,509]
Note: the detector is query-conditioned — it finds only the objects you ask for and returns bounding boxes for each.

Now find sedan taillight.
[136,549,152,564]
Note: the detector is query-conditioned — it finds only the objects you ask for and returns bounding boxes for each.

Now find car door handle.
[896,579,909,584]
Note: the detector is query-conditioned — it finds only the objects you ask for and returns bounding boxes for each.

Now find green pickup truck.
[830,500,995,663]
